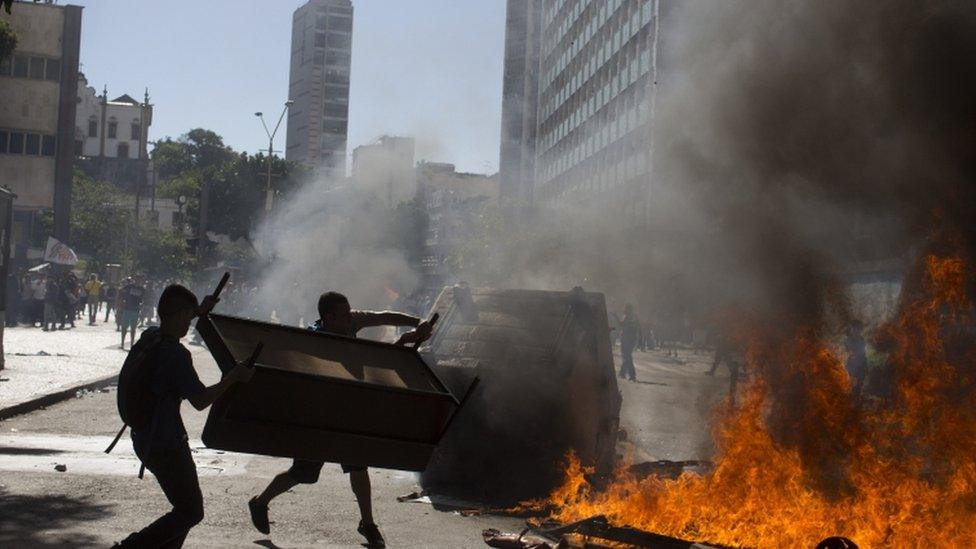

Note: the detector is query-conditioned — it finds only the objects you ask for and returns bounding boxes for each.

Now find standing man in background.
[84,274,102,325]
[118,277,146,348]
[618,303,643,382]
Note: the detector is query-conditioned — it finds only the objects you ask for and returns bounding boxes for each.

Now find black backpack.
[117,327,164,428]
[105,328,163,464]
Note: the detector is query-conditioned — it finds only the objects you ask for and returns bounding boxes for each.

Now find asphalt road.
[0,333,727,548]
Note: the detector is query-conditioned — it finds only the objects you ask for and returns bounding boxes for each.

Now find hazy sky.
[70,0,507,174]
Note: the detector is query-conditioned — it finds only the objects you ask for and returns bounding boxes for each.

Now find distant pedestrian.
[61,273,79,329]
[6,270,21,327]
[618,303,643,382]
[140,278,156,326]
[103,283,117,323]
[84,274,102,325]
[43,274,59,331]
[113,285,253,548]
[118,277,146,348]
[30,274,46,327]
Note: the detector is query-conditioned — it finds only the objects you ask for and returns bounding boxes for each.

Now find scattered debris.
[13,351,69,357]
[483,515,725,549]
[628,459,714,481]
[54,464,67,472]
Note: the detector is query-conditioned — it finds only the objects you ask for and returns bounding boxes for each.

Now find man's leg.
[249,460,321,535]
[349,469,374,525]
[347,467,385,547]
[119,444,204,548]
[620,345,635,381]
[253,472,300,507]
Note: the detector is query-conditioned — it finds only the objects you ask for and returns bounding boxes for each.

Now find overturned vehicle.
[419,286,621,504]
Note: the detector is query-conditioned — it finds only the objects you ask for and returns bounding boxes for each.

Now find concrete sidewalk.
[0,316,162,420]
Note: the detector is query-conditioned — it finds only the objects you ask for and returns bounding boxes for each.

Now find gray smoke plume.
[249,173,419,326]
[466,0,976,336]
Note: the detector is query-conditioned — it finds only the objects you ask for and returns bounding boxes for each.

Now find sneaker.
[248,497,271,535]
[357,520,386,548]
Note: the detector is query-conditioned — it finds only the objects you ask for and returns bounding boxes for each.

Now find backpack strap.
[104,423,127,453]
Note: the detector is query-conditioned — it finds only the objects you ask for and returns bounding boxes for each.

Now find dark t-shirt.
[120,284,146,312]
[132,333,206,451]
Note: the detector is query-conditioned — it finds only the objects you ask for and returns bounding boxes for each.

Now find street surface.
[0,318,729,548]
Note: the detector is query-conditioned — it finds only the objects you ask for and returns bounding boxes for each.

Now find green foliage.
[2,0,40,15]
[149,128,309,267]
[69,170,131,261]
[0,19,16,61]
[135,223,192,280]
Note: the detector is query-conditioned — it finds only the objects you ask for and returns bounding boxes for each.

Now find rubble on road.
[482,515,725,549]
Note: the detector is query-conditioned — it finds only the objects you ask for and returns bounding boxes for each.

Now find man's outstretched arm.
[354,310,420,328]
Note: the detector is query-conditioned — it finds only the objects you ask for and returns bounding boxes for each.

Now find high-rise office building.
[285,0,353,178]
[498,0,542,206]
[499,0,664,226]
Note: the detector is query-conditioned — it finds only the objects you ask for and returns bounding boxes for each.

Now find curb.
[0,374,119,421]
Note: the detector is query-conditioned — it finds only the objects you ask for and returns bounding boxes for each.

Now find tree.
[0,19,16,62]
[135,223,192,281]
[69,170,131,261]
[152,131,308,244]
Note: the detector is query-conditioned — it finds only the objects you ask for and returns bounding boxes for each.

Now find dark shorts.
[287,459,366,483]
[121,309,139,328]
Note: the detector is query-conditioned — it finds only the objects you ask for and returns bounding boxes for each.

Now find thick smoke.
[647,0,976,327]
[249,169,419,327]
[470,0,976,338]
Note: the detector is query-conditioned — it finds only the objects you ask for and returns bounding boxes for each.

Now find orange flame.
[536,253,976,547]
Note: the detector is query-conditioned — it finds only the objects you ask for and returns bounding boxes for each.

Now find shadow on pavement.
[0,487,113,547]
[0,446,66,456]
[253,540,284,549]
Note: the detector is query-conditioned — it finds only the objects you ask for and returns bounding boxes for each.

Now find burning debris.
[507,240,976,547]
[483,515,726,549]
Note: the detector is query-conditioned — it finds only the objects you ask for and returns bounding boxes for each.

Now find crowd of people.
[4,269,163,345]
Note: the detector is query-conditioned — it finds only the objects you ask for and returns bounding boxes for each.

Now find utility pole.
[255,99,294,212]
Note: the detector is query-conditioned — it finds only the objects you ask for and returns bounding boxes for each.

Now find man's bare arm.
[354,311,420,329]
[187,362,252,411]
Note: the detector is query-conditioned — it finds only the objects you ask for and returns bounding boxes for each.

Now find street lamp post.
[255,100,294,212]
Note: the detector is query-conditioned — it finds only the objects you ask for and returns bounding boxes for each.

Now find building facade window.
[41,135,56,156]
[88,119,98,137]
[108,121,117,139]
[131,123,141,140]
[29,57,45,79]
[13,55,28,78]
[117,142,129,158]
[8,132,24,154]
[44,58,60,81]
[24,133,40,155]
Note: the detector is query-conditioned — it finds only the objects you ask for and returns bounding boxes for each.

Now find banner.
[43,237,78,266]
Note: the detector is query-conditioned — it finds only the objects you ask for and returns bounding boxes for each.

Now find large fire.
[535,251,976,547]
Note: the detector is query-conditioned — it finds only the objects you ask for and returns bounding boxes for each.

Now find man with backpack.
[114,284,254,548]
